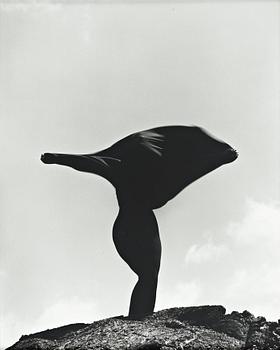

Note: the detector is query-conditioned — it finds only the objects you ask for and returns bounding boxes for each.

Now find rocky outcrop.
[6,306,280,350]
[244,316,280,349]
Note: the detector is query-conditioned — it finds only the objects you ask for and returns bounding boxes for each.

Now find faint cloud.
[0,269,7,278]
[185,241,229,265]
[0,297,99,349]
[223,199,280,318]
[0,312,18,349]
[156,281,201,310]
[181,199,280,320]
[0,3,63,12]
[35,296,99,330]
[227,199,280,247]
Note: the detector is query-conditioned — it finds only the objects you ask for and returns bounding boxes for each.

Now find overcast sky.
[1,1,279,348]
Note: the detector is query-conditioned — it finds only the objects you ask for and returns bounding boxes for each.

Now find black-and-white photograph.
[1,1,279,349]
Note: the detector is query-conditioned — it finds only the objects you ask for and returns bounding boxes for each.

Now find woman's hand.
[40,153,57,164]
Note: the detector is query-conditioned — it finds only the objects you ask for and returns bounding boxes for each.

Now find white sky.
[0,1,279,348]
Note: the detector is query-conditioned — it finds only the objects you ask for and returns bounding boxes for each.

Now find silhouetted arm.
[40,152,111,179]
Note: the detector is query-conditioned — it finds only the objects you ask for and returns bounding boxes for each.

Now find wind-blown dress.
[91,126,238,209]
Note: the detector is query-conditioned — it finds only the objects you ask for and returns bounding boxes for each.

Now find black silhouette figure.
[41,125,238,320]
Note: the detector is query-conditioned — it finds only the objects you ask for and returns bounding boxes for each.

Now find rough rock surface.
[6,305,280,350]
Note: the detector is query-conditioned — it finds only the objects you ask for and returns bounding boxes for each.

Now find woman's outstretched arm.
[40,152,111,180]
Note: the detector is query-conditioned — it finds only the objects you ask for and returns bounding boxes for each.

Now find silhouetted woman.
[41,125,238,320]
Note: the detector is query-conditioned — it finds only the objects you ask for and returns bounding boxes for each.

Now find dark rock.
[6,338,57,350]
[165,320,185,329]
[155,305,226,326]
[242,311,255,320]
[131,342,161,350]
[179,305,226,324]
[19,323,88,341]
[213,309,256,341]
[245,320,280,350]
[5,306,279,350]
[214,318,248,341]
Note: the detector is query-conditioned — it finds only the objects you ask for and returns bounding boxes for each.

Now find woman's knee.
[138,269,159,285]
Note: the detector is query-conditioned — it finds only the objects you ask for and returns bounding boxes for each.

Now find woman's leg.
[128,269,159,319]
[113,208,161,319]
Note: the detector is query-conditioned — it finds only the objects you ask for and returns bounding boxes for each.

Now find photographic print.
[1,0,279,349]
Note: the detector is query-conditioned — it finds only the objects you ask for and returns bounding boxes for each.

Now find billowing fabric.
[91,125,238,209]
